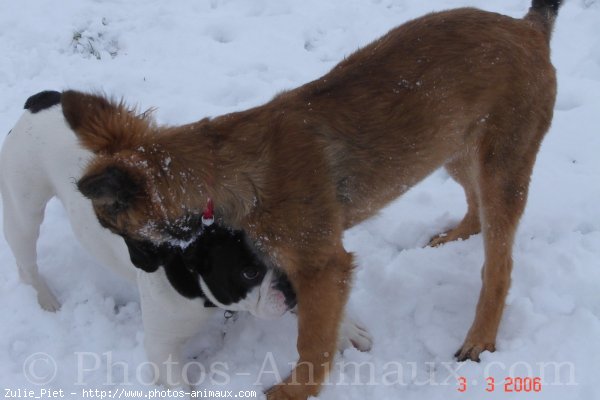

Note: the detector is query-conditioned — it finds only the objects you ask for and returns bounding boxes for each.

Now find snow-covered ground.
[1,0,599,399]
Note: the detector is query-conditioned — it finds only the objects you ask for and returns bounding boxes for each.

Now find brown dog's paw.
[265,384,308,400]
[265,386,291,400]
[428,218,481,247]
[428,232,452,247]
[428,228,479,247]
[454,342,496,362]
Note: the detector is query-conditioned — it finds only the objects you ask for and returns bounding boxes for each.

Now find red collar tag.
[202,198,214,226]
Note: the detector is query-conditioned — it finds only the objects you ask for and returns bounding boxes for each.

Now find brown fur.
[62,5,559,399]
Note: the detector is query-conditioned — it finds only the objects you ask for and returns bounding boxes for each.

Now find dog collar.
[202,198,214,226]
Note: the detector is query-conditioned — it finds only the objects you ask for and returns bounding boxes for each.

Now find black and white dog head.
[124,225,296,319]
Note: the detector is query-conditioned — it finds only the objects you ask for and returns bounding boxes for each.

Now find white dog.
[0,91,372,388]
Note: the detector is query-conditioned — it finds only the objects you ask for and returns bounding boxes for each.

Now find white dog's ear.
[77,165,141,213]
[61,90,151,154]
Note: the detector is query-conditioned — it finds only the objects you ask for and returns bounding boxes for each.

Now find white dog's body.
[1,104,218,386]
[1,98,372,388]
[2,105,137,286]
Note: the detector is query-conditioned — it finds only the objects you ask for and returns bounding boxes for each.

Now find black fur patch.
[123,224,296,309]
[191,226,295,308]
[24,91,61,113]
[124,237,212,303]
[532,0,562,14]
[182,226,270,306]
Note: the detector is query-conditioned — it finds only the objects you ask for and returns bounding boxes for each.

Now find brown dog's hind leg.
[429,154,481,247]
[455,127,543,362]
[266,247,353,400]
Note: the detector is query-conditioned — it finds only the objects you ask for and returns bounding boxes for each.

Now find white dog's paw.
[34,280,61,312]
[338,318,373,352]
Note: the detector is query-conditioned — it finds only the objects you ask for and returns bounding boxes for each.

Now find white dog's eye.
[242,268,260,280]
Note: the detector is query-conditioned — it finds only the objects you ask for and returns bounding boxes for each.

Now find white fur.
[0,105,372,388]
[200,269,289,320]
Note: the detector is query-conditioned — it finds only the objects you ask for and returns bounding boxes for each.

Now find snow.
[1,0,599,399]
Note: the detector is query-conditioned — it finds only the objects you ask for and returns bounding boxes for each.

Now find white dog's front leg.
[143,332,190,389]
[138,269,215,389]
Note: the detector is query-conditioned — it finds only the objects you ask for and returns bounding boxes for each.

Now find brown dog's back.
[278,8,556,227]
[62,7,557,240]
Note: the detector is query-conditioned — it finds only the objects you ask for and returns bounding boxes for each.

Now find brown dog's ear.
[61,90,114,131]
[61,90,150,154]
[77,166,141,212]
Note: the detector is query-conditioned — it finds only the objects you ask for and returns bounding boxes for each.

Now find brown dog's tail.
[525,0,563,40]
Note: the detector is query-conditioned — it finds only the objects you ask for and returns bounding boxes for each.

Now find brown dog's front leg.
[266,248,353,400]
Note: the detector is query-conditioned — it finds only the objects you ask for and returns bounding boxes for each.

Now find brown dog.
[61,1,561,398]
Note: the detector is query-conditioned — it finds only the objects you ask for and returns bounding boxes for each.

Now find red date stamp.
[457,376,542,393]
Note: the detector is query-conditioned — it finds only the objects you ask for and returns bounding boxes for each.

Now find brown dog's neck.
[154,111,273,227]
